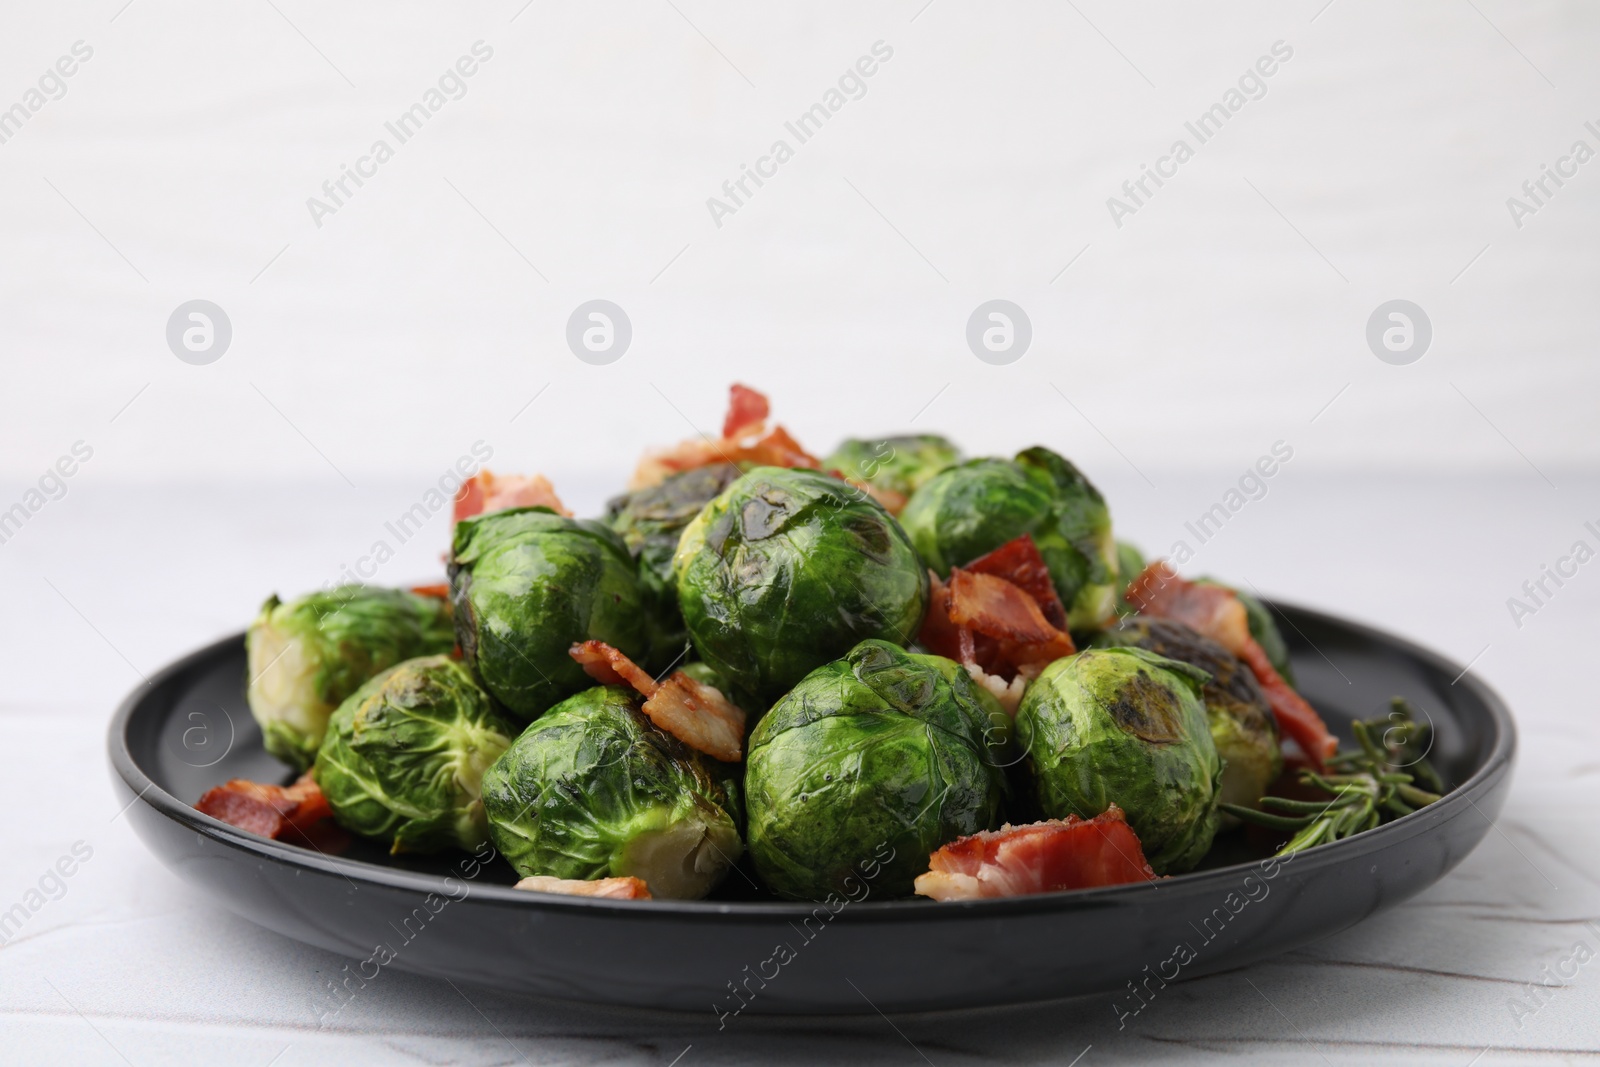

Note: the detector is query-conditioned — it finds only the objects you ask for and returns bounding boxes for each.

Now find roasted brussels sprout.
[1090,617,1281,813]
[823,435,962,497]
[745,640,1010,901]
[604,463,742,671]
[480,685,741,899]
[1015,647,1221,873]
[246,586,456,770]
[899,447,1118,631]
[674,467,929,709]
[450,507,649,721]
[313,655,514,854]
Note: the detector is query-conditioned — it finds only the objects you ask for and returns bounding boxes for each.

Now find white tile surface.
[2,0,1598,1061]
[1,472,1596,1065]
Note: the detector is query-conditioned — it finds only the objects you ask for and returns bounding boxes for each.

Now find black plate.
[109,602,1514,1015]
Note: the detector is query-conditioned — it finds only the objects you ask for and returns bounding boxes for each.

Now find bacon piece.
[914,806,1157,901]
[721,383,770,439]
[642,671,746,762]
[1235,639,1338,767]
[963,535,1067,630]
[630,387,822,489]
[569,642,747,761]
[1124,561,1251,651]
[196,774,349,851]
[452,471,571,524]
[569,641,659,697]
[919,562,1076,712]
[1124,561,1337,768]
[947,570,1077,671]
[918,571,966,660]
[514,875,653,899]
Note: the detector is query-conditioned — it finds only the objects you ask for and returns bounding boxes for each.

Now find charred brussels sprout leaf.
[1090,617,1281,815]
[823,435,962,497]
[1015,647,1221,873]
[745,640,1010,901]
[674,467,929,709]
[480,686,741,899]
[898,447,1118,630]
[604,463,742,671]
[246,586,456,771]
[450,507,649,721]
[313,655,514,854]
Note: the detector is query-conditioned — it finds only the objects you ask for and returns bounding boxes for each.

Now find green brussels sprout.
[1090,618,1281,814]
[480,685,741,899]
[450,507,649,721]
[823,435,962,497]
[674,467,929,709]
[246,585,456,770]
[745,640,1010,901]
[604,463,742,671]
[1015,647,1221,873]
[898,447,1119,630]
[1113,540,1146,616]
[313,655,515,854]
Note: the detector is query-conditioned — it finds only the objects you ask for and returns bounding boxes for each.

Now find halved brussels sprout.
[1090,617,1281,814]
[745,640,1010,901]
[673,467,929,709]
[898,447,1118,631]
[246,586,456,771]
[480,685,741,899]
[1015,647,1221,873]
[823,435,962,498]
[313,655,515,854]
[450,507,649,721]
[604,463,742,671]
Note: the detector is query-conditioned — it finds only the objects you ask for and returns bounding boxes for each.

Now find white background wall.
[1,0,1596,503]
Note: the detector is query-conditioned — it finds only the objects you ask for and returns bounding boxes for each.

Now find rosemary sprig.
[1220,697,1445,856]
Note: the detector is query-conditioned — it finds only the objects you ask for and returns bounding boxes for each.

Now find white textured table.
[2,473,1596,1066]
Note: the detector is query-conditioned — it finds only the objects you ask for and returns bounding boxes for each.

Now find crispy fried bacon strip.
[1124,561,1251,651]
[642,673,746,763]
[195,774,348,851]
[947,570,1077,671]
[1124,561,1337,768]
[722,382,770,438]
[918,536,1078,712]
[913,806,1157,901]
[963,534,1068,630]
[630,384,821,490]
[514,875,653,899]
[570,640,660,697]
[452,471,571,523]
[568,642,747,762]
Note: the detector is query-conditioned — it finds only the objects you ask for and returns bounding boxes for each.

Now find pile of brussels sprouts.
[232,401,1435,904]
